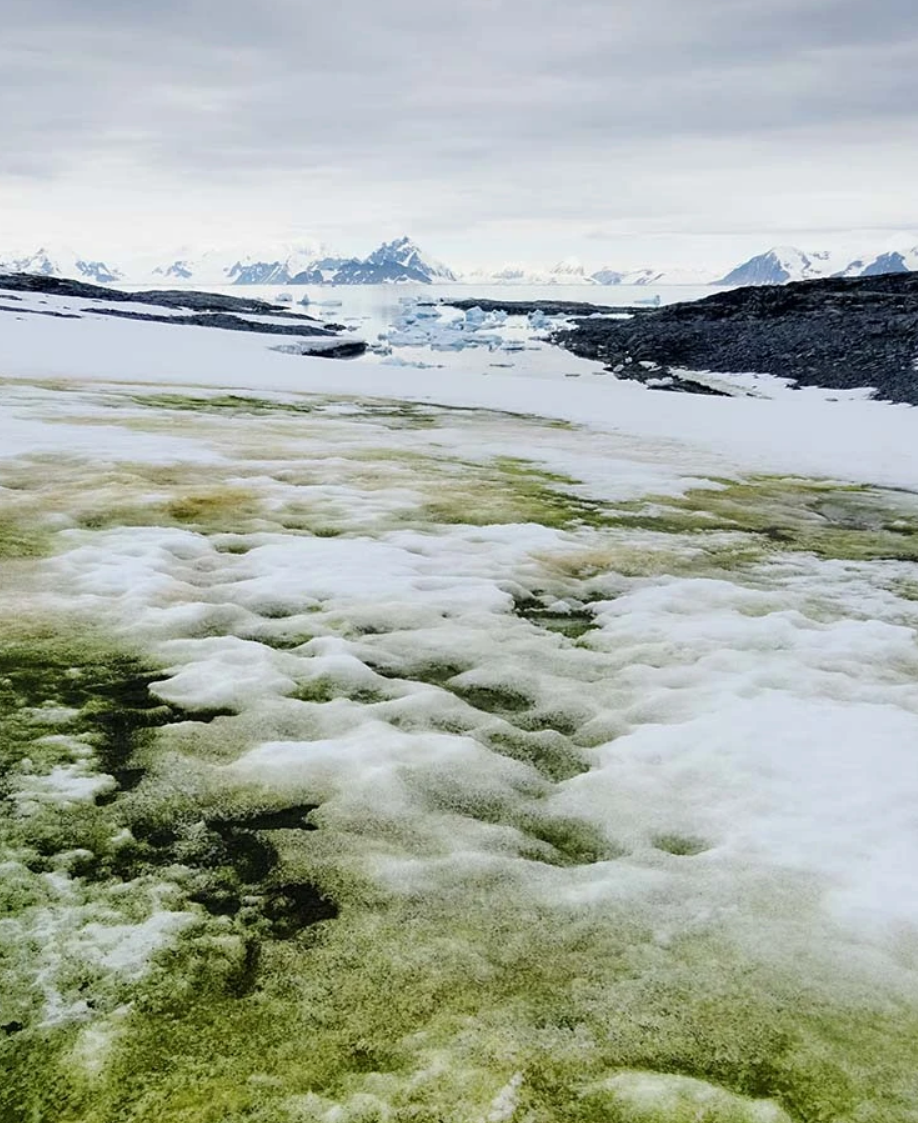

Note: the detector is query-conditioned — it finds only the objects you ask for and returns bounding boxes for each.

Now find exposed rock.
[448,298,637,317]
[86,307,341,338]
[0,272,366,358]
[552,273,918,404]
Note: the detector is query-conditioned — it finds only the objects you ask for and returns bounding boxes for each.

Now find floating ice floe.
[384,299,512,352]
[380,355,444,370]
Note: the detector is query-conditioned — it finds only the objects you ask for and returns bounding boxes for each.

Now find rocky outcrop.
[551,273,918,404]
[0,272,365,358]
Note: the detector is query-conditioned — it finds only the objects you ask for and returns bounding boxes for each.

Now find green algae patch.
[517,812,623,866]
[411,457,610,531]
[131,392,321,417]
[652,833,711,857]
[606,478,918,565]
[0,625,344,1123]
[0,512,51,560]
[514,594,598,639]
[75,483,267,536]
[485,727,593,783]
[6,390,918,1122]
[8,886,917,1123]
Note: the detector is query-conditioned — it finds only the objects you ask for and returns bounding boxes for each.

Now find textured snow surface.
[1,303,918,1120]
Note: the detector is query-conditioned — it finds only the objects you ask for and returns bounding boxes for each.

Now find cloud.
[1,0,917,265]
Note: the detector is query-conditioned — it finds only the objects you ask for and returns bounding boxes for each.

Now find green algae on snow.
[4,389,918,1121]
[7,881,918,1123]
[603,477,918,565]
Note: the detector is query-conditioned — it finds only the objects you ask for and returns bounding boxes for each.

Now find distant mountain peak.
[716,244,918,286]
[0,245,122,284]
[717,246,828,286]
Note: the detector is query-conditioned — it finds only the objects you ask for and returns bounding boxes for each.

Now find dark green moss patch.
[607,478,918,564]
[514,594,597,639]
[486,729,592,783]
[653,833,711,857]
[518,814,623,867]
[0,514,50,560]
[133,392,318,417]
[365,659,469,687]
[292,677,391,705]
[452,683,534,715]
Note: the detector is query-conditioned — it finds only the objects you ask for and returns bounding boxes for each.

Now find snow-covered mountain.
[462,259,599,285]
[0,247,122,285]
[339,236,457,284]
[162,237,456,286]
[861,247,918,276]
[717,247,842,286]
[134,241,334,287]
[716,244,918,286]
[591,265,717,286]
[133,237,454,287]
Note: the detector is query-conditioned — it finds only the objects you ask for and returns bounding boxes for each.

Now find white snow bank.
[1,290,917,489]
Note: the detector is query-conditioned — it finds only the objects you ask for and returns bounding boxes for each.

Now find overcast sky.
[1,0,917,269]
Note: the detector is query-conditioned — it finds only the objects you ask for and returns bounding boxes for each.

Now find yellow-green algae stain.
[5,878,918,1122]
[603,477,918,565]
[3,634,917,1122]
[3,396,918,1121]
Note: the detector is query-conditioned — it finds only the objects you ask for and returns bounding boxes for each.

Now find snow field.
[1,381,917,1121]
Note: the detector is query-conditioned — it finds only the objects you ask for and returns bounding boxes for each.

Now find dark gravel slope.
[551,273,918,403]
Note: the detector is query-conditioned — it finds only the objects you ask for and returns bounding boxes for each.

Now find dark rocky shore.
[448,297,644,317]
[0,273,366,358]
[547,273,918,404]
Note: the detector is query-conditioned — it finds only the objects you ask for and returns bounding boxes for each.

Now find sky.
[1,0,917,271]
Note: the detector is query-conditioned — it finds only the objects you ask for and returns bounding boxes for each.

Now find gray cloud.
[1,0,917,264]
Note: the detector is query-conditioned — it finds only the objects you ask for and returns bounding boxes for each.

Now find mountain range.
[2,237,918,288]
[0,237,458,289]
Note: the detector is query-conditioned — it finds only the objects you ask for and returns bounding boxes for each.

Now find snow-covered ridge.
[0,247,123,285]
[718,243,918,285]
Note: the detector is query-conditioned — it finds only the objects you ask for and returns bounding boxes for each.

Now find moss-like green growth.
[0,624,337,1122]
[486,727,592,783]
[412,457,610,531]
[0,513,50,560]
[75,484,266,536]
[132,392,319,417]
[517,812,623,867]
[514,594,597,639]
[7,884,916,1123]
[6,391,918,1123]
[652,833,711,857]
[451,682,534,714]
[292,677,392,706]
[605,477,918,565]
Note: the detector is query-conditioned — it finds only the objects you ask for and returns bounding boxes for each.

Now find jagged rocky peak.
[153,260,194,281]
[360,236,457,282]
